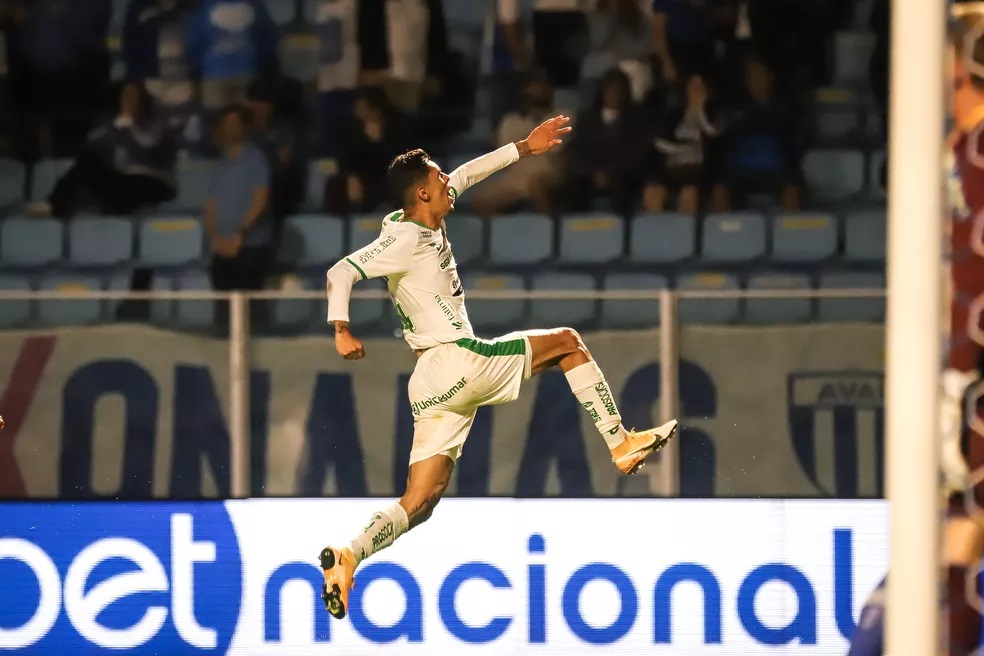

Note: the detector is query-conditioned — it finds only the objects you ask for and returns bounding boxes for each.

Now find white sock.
[565,361,628,449]
[348,501,410,566]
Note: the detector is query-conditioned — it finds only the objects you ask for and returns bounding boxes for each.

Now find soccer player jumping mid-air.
[319,114,678,620]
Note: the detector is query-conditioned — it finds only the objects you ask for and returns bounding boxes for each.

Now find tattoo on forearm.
[515,140,531,158]
[333,321,350,334]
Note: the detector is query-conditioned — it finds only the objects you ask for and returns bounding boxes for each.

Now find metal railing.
[0,287,887,500]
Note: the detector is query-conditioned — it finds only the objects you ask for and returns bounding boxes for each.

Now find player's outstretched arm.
[332,320,365,361]
[447,115,572,199]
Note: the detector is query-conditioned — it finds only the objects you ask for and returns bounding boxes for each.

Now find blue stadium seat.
[602,273,666,330]
[803,149,865,199]
[349,214,384,253]
[844,211,886,263]
[139,216,204,266]
[677,272,741,324]
[530,273,596,328]
[30,159,72,201]
[1,218,63,267]
[464,273,526,333]
[0,276,31,327]
[771,213,838,263]
[162,159,214,212]
[0,159,25,206]
[489,214,553,265]
[744,273,813,324]
[174,270,214,329]
[38,275,103,326]
[833,31,876,83]
[107,271,174,324]
[701,212,767,264]
[265,0,296,24]
[446,214,484,265]
[278,215,345,268]
[273,275,315,330]
[560,213,623,264]
[69,217,133,267]
[305,159,338,211]
[630,213,696,264]
[279,33,320,84]
[818,272,885,322]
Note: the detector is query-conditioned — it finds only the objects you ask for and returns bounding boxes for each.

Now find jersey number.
[395,302,415,332]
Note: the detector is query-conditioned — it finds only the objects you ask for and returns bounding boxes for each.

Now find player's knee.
[558,327,586,356]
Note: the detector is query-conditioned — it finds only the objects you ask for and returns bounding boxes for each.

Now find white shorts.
[407,332,533,464]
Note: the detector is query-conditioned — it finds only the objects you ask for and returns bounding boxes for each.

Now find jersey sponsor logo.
[595,383,619,417]
[450,272,463,297]
[440,253,453,270]
[370,521,394,550]
[433,294,462,329]
[358,235,398,265]
[410,377,467,416]
[581,401,602,424]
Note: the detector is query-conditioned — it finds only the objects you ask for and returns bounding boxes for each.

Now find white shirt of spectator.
[314,0,359,92]
[386,0,430,83]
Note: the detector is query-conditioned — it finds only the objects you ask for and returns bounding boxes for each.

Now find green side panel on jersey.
[454,337,525,357]
[345,257,367,280]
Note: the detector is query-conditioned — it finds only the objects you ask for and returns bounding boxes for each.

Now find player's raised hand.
[520,115,572,156]
[335,330,366,361]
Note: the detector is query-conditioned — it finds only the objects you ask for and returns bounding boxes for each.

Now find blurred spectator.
[385,0,431,113]
[7,0,112,157]
[649,0,713,85]
[314,0,359,155]
[485,0,531,127]
[470,76,568,218]
[29,83,177,219]
[716,57,801,211]
[205,105,273,295]
[589,0,653,102]
[323,87,407,215]
[566,69,649,216]
[529,0,589,88]
[123,0,195,117]
[186,0,279,111]
[246,77,304,244]
[643,74,723,214]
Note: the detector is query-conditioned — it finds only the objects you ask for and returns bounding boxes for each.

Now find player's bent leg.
[526,327,678,474]
[320,454,455,620]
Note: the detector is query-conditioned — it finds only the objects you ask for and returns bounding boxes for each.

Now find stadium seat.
[559,213,624,264]
[833,31,876,84]
[279,33,320,84]
[701,212,767,264]
[305,159,338,211]
[677,272,741,324]
[30,159,72,201]
[771,213,838,263]
[744,273,813,325]
[163,159,214,211]
[818,272,885,322]
[446,214,484,265]
[489,214,553,265]
[464,273,526,333]
[69,217,133,267]
[844,210,886,263]
[1,218,63,267]
[278,215,345,268]
[803,149,865,199]
[349,214,384,252]
[530,272,596,328]
[265,0,296,24]
[273,275,315,330]
[816,105,860,140]
[0,158,25,206]
[629,213,696,264]
[38,275,103,326]
[602,273,666,330]
[174,270,214,330]
[0,276,31,327]
[139,215,204,267]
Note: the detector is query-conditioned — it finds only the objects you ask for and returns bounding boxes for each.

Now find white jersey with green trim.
[344,210,473,349]
[328,143,521,350]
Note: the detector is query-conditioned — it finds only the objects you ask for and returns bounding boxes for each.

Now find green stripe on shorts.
[454,337,525,357]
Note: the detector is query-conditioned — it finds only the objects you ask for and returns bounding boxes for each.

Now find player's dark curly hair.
[386,149,432,207]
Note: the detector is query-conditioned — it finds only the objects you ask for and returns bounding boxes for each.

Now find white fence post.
[656,289,680,497]
[229,291,250,499]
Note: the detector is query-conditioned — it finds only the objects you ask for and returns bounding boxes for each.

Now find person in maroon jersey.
[943,4,984,654]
